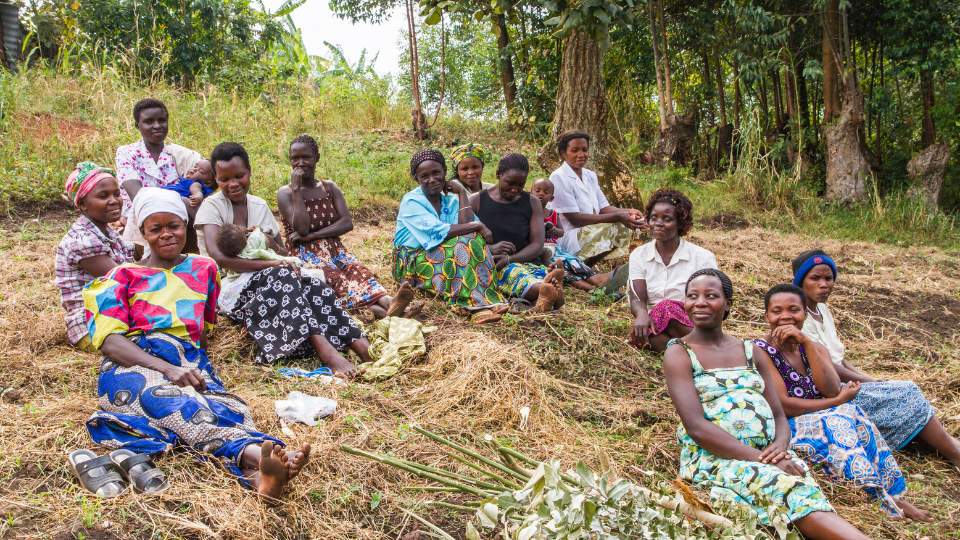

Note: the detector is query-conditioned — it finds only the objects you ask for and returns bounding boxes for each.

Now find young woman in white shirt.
[629,189,717,352]
[548,130,644,267]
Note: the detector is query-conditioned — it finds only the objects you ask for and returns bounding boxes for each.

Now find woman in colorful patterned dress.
[664,269,869,539]
[754,284,932,521]
[793,250,960,467]
[469,153,565,313]
[83,187,311,502]
[277,134,419,319]
[56,162,135,353]
[393,149,507,324]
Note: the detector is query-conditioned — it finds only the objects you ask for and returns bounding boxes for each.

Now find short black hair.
[685,268,734,320]
[764,284,807,311]
[210,142,251,175]
[133,98,168,123]
[289,134,319,158]
[556,130,590,154]
[645,188,694,237]
[215,223,248,258]
[496,153,530,176]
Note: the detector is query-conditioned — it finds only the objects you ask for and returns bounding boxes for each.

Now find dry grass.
[0,208,957,540]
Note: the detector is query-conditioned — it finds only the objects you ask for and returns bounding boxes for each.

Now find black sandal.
[68,449,126,498]
[109,449,169,494]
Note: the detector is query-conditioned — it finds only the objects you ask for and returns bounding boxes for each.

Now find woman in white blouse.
[115,97,201,252]
[548,130,644,266]
[628,189,717,352]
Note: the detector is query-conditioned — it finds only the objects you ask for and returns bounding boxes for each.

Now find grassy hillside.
[0,71,958,539]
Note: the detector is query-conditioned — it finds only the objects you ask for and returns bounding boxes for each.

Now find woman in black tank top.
[469,154,565,313]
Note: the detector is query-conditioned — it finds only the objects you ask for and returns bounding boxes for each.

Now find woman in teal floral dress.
[664,269,870,540]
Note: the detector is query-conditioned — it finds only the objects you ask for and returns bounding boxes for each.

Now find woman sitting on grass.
[56,162,135,353]
[793,250,960,467]
[664,269,871,539]
[548,129,644,266]
[448,143,493,195]
[196,142,372,377]
[83,188,310,502]
[277,134,419,320]
[628,189,717,352]
[393,149,506,325]
[115,97,202,252]
[754,284,932,521]
[469,153,565,313]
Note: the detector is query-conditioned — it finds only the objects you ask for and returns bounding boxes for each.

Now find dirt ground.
[0,207,957,539]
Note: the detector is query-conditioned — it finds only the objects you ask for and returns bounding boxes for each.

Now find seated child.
[215,224,325,284]
[530,178,610,291]
[164,159,217,210]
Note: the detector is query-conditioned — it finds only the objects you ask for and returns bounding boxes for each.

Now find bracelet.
[459,208,472,213]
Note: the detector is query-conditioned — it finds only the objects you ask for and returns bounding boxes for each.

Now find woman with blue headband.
[793,249,960,468]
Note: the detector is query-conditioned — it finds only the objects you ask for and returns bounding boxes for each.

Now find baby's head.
[216,223,247,258]
[186,159,216,190]
[531,178,554,208]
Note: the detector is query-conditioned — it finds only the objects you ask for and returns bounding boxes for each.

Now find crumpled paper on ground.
[358,316,436,380]
[275,391,337,426]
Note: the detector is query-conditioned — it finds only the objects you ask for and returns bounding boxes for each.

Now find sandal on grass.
[597,264,629,295]
[471,310,502,325]
[68,449,127,498]
[109,449,169,494]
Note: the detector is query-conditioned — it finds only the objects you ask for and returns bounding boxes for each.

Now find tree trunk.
[657,0,674,116]
[907,144,950,209]
[822,0,841,123]
[496,14,517,114]
[919,67,936,148]
[759,78,769,134]
[406,0,427,139]
[649,1,667,129]
[715,54,726,126]
[655,112,697,167]
[797,69,809,128]
[772,69,784,130]
[536,31,641,208]
[732,56,741,131]
[824,88,873,202]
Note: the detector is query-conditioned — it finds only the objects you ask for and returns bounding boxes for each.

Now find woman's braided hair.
[290,134,319,158]
[685,268,734,320]
[496,153,530,176]
[410,149,446,178]
[645,188,694,236]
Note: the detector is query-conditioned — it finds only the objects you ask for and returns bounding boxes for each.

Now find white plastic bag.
[274,391,337,427]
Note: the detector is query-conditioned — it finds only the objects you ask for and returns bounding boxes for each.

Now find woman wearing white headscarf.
[82,188,311,501]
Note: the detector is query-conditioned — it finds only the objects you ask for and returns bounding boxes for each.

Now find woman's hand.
[446,180,464,195]
[758,440,790,464]
[288,231,303,244]
[493,254,511,270]
[770,325,809,349]
[290,167,305,191]
[489,241,516,256]
[477,223,494,244]
[275,259,302,277]
[163,365,207,392]
[630,312,653,345]
[616,212,646,230]
[838,381,861,403]
[774,458,808,477]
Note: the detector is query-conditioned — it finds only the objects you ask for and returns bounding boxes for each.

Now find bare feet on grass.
[323,351,360,378]
[256,442,289,503]
[385,282,416,317]
[545,267,565,308]
[893,496,934,523]
[402,300,425,318]
[533,282,559,313]
[284,443,312,481]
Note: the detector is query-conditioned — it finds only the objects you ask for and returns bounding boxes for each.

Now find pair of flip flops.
[68,449,169,498]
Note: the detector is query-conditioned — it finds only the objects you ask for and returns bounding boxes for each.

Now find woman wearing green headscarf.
[449,143,494,194]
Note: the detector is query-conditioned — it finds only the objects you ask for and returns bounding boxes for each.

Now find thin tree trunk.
[406,0,427,139]
[822,0,841,122]
[867,43,876,139]
[772,69,784,129]
[759,78,769,134]
[702,49,713,128]
[876,36,883,166]
[649,1,667,129]
[733,56,741,131]
[495,14,517,114]
[715,54,726,126]
[657,0,674,116]
[919,67,936,147]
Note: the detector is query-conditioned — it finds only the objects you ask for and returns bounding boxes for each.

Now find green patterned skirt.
[393,233,505,309]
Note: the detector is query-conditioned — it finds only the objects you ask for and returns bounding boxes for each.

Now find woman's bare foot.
[322,351,360,378]
[385,282,416,317]
[401,301,425,318]
[256,442,289,503]
[283,443,312,481]
[545,267,565,308]
[894,496,934,522]
[533,282,559,313]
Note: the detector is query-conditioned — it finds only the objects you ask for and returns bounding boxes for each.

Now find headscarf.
[792,249,837,287]
[410,149,446,178]
[64,162,116,206]
[132,187,188,228]
[450,143,486,168]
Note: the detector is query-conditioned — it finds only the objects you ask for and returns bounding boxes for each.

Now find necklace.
[806,305,821,317]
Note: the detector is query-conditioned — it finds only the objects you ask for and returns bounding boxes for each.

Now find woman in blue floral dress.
[754,283,933,522]
[664,269,870,540]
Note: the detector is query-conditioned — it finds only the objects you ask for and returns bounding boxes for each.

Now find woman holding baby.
[196,141,374,377]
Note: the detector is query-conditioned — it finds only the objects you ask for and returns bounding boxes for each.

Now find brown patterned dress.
[280,190,389,309]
